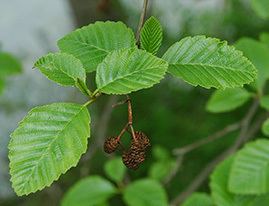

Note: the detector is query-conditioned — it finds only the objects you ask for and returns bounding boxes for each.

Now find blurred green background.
[0,0,269,205]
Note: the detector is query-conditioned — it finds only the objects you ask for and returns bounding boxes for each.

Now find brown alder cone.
[122,131,150,169]
[103,137,119,154]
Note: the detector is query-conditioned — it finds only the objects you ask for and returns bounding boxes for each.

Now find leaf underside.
[58,21,136,72]
[9,103,90,196]
[96,48,168,95]
[162,35,257,89]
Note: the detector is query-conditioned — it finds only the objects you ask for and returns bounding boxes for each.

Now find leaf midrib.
[19,105,86,194]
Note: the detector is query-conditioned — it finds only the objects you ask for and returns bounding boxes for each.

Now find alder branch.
[170,99,260,206]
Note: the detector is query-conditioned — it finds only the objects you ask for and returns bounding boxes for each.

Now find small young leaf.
[104,157,126,183]
[251,0,269,19]
[123,179,168,206]
[229,139,269,194]
[262,119,269,136]
[206,88,251,113]
[260,95,269,111]
[182,193,213,206]
[58,21,136,72]
[34,53,86,88]
[140,16,163,55]
[152,146,171,161]
[162,36,257,89]
[96,48,168,95]
[9,103,90,196]
[61,176,117,206]
[235,38,269,91]
[210,156,258,206]
[0,52,22,77]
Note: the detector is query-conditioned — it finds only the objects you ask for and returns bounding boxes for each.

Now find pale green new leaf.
[123,179,168,206]
[229,139,269,194]
[149,161,176,181]
[260,95,269,110]
[140,16,163,55]
[58,21,136,72]
[96,48,168,95]
[210,156,258,206]
[162,36,257,89]
[34,53,86,87]
[182,193,213,206]
[104,157,126,183]
[206,88,251,113]
[0,52,22,77]
[251,0,269,19]
[235,38,269,91]
[9,103,90,196]
[61,176,117,206]
[262,119,269,136]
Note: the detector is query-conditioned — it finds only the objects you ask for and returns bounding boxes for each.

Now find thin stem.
[83,98,97,107]
[173,122,241,155]
[136,0,149,45]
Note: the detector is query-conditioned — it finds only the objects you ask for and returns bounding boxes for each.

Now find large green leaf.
[206,88,251,113]
[210,156,260,206]
[162,36,256,89]
[9,103,90,196]
[235,38,269,91]
[123,179,168,206]
[229,139,269,194]
[182,193,213,206]
[104,157,126,183]
[34,53,86,87]
[251,0,269,19]
[0,52,22,77]
[58,21,136,72]
[61,176,117,206]
[95,48,168,95]
[140,16,163,55]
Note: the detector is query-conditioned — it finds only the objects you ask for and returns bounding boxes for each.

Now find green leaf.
[210,156,257,206]
[260,33,269,46]
[34,53,86,88]
[149,161,176,181]
[262,119,269,136]
[61,176,117,206]
[162,35,257,89]
[235,38,269,91]
[229,139,269,194]
[260,95,269,110]
[104,157,126,183]
[58,21,136,73]
[96,48,168,95]
[140,16,163,55]
[251,0,269,19]
[152,146,171,161]
[0,78,4,95]
[206,88,251,113]
[182,193,213,206]
[0,52,22,77]
[123,179,168,206]
[9,103,90,196]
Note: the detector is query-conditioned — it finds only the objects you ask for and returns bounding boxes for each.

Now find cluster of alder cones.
[104,130,150,169]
